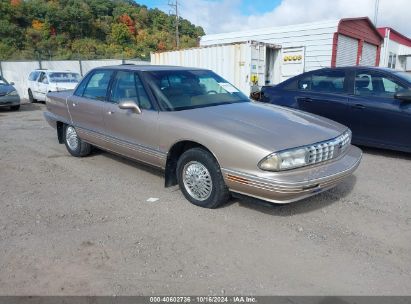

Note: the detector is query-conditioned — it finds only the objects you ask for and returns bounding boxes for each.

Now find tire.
[177,148,230,208]
[28,89,36,103]
[10,105,20,111]
[63,125,91,157]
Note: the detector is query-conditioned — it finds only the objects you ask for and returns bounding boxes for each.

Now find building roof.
[377,27,411,47]
[201,19,340,44]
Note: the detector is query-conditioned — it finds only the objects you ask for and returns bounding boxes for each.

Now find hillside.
[0,0,205,60]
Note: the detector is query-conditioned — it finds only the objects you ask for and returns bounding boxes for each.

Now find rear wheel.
[63,125,91,157]
[28,89,36,103]
[10,105,20,111]
[177,148,230,208]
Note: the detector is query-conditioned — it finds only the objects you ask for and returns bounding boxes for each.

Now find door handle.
[107,111,115,115]
[352,104,365,109]
[72,102,78,107]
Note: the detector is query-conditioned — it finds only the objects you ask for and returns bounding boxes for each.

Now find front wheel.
[177,148,230,208]
[64,125,91,157]
[10,105,20,111]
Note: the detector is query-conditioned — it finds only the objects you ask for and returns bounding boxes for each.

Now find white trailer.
[151,41,286,96]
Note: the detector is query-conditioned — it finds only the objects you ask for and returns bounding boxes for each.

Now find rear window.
[49,72,80,83]
[311,70,346,93]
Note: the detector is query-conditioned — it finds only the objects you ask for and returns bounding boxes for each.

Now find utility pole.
[168,0,180,49]
[374,0,380,26]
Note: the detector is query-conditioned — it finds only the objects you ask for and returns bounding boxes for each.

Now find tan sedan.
[44,65,362,208]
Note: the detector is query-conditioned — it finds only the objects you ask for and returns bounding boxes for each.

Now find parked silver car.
[0,75,20,111]
[44,65,362,208]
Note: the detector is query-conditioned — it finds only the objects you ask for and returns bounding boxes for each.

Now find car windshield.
[49,72,81,83]
[145,70,249,111]
[394,71,411,85]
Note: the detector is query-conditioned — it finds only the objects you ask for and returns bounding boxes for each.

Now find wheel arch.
[56,121,64,144]
[164,140,218,187]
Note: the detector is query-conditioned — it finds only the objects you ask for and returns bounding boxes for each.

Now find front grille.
[307,130,351,165]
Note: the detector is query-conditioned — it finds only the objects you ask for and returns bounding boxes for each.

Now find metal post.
[168,0,180,49]
[79,59,83,77]
[374,0,380,26]
[0,61,3,78]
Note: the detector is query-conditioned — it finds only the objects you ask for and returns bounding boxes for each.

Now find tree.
[0,0,205,60]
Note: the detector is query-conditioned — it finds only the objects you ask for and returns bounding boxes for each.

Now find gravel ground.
[0,102,410,296]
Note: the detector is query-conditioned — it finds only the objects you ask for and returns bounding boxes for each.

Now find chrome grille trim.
[307,130,351,165]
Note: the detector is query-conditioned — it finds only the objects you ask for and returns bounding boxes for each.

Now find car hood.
[0,84,15,95]
[172,102,348,152]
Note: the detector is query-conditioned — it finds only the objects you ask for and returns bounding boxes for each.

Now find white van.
[27,69,81,102]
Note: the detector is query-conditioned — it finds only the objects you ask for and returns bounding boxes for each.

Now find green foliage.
[0,0,205,60]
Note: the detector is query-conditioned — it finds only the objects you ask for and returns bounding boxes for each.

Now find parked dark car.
[0,75,20,111]
[261,67,411,153]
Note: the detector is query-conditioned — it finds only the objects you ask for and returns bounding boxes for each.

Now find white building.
[151,17,383,95]
[378,27,411,72]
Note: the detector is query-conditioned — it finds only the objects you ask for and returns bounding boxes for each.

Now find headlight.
[258,129,352,171]
[259,148,308,171]
[7,90,18,96]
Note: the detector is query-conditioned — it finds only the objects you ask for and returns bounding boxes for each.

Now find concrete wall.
[0,59,148,99]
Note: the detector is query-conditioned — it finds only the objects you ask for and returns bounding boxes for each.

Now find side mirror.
[118,100,141,114]
[394,89,411,102]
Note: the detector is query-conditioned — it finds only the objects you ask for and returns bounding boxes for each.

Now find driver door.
[348,69,411,149]
[103,70,162,167]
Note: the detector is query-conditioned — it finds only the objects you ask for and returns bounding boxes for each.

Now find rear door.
[67,69,114,144]
[37,72,49,101]
[103,70,161,167]
[293,69,351,126]
[348,69,411,149]
[33,71,46,100]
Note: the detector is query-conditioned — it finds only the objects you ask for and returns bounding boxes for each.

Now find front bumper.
[222,145,362,204]
[0,95,20,107]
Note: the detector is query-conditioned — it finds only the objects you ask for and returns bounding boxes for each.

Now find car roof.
[311,66,398,73]
[33,69,79,73]
[94,64,210,72]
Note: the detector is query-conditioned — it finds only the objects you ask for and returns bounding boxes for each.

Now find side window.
[297,75,311,90]
[29,71,39,81]
[39,72,48,84]
[110,71,152,110]
[311,71,346,93]
[83,70,114,101]
[135,74,152,110]
[74,73,90,97]
[283,75,311,91]
[354,71,406,98]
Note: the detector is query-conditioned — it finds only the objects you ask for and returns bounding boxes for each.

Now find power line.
[168,0,180,49]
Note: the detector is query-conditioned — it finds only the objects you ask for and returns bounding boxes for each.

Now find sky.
[136,0,411,37]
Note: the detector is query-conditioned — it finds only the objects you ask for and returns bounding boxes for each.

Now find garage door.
[360,42,377,66]
[336,35,358,67]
